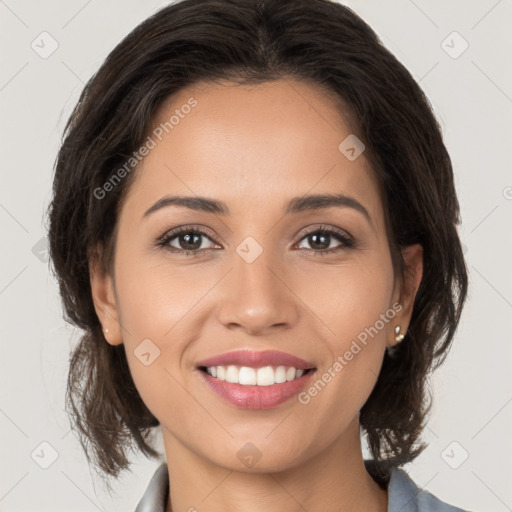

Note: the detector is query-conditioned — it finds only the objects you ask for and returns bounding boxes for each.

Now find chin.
[198,433,314,474]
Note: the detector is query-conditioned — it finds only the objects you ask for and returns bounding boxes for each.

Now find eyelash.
[155,224,355,257]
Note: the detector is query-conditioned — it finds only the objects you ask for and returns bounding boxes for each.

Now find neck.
[162,417,388,512]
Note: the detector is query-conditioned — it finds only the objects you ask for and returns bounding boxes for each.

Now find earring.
[394,325,405,343]
[104,328,109,334]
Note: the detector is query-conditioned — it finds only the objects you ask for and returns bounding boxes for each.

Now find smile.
[196,349,317,409]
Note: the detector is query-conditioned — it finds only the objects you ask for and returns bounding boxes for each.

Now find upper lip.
[196,349,316,370]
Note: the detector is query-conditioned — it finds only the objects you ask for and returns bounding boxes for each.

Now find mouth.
[195,350,317,409]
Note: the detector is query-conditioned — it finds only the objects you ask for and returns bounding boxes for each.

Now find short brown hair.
[47,0,468,484]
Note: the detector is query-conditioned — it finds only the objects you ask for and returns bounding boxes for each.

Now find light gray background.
[1,0,511,510]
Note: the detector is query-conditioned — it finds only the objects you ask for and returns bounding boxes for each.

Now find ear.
[388,243,423,348]
[89,250,123,346]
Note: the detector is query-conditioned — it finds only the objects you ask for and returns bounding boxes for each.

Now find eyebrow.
[142,193,372,226]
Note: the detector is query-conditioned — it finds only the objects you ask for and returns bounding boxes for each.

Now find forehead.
[119,78,383,226]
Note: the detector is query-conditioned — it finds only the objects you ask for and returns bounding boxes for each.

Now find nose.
[217,247,300,336]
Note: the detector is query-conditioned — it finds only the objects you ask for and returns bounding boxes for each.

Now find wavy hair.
[47,0,468,484]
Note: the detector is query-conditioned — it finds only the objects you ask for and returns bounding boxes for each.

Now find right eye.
[156,226,221,256]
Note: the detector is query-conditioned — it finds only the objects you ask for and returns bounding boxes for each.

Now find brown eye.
[157,227,220,255]
[173,232,204,251]
[295,227,354,255]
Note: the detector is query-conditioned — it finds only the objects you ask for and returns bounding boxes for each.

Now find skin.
[90,78,423,512]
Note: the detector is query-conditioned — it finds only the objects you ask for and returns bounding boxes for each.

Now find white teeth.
[257,366,275,386]
[204,365,308,386]
[226,365,239,384]
[239,366,257,385]
[275,366,287,383]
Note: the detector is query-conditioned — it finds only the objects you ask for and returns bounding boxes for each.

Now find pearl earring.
[104,328,109,334]
[394,325,405,342]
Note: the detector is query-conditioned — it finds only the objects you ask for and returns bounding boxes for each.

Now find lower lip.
[198,369,316,409]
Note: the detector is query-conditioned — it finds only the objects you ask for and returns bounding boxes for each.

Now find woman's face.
[91,78,421,472]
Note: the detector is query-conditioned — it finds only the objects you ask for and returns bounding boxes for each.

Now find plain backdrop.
[0,0,511,510]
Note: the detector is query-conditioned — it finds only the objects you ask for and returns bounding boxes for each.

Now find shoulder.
[387,467,472,512]
[364,459,473,512]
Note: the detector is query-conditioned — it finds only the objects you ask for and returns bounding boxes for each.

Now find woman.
[47,0,470,510]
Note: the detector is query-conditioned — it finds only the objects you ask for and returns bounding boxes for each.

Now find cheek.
[111,251,202,414]
[295,255,395,343]
[114,251,201,338]
[293,262,396,442]
[299,257,395,397]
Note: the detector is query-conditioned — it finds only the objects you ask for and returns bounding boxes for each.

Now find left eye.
[295,228,353,253]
